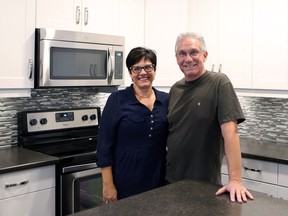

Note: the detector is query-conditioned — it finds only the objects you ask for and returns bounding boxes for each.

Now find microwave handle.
[108,47,114,85]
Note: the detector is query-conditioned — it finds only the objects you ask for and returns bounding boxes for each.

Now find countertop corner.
[0,146,58,174]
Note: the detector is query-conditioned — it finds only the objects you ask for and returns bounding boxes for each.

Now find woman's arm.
[101,166,117,203]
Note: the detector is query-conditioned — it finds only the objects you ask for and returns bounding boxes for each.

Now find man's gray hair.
[175,32,207,55]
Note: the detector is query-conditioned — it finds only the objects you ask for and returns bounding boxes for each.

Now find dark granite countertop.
[0,138,287,174]
[240,138,288,164]
[0,146,58,174]
[68,179,288,216]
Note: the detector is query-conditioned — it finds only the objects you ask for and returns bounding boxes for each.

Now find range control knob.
[29,119,37,126]
[40,118,48,125]
[90,114,97,120]
[82,115,88,121]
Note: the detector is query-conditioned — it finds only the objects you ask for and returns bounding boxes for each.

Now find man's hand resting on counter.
[215,179,254,203]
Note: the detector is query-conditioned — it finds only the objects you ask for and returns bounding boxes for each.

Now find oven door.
[62,167,104,216]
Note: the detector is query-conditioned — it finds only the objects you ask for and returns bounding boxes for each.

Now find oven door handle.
[62,163,98,173]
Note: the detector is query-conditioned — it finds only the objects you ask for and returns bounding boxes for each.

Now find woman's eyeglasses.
[129,64,155,74]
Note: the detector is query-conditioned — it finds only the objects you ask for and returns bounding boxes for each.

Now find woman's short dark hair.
[126,47,157,72]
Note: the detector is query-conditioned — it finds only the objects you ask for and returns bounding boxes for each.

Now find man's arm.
[215,121,254,202]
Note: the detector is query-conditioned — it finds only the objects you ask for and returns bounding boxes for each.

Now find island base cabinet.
[0,188,55,216]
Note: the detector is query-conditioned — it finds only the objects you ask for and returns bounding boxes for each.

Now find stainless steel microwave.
[35,28,125,88]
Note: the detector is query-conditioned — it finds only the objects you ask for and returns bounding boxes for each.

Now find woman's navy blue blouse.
[97,85,169,199]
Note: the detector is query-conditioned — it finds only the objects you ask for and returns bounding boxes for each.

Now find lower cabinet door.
[242,178,278,198]
[278,186,288,201]
[221,174,278,198]
[0,188,55,216]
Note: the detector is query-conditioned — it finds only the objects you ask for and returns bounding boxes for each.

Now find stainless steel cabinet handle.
[244,166,262,173]
[28,59,33,79]
[218,64,222,73]
[76,6,81,24]
[84,7,89,25]
[5,180,29,188]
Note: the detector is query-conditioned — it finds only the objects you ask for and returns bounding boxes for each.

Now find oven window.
[74,173,104,212]
[50,47,107,79]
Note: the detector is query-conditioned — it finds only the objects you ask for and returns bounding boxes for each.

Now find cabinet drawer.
[242,158,277,184]
[0,188,55,216]
[278,164,288,187]
[0,165,55,200]
[221,157,277,184]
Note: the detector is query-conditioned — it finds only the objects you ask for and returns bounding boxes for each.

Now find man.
[166,32,254,203]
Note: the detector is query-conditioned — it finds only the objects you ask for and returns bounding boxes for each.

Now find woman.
[97,47,169,203]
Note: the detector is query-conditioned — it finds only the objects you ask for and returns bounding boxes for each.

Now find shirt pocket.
[127,115,145,123]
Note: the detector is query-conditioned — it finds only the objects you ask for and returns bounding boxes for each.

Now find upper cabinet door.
[118,0,145,86]
[82,0,120,35]
[145,0,189,86]
[218,0,253,88]
[188,0,218,73]
[36,0,82,31]
[0,0,35,92]
[253,0,288,90]
[188,0,253,89]
[36,0,120,35]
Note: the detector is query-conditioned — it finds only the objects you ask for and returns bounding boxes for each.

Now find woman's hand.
[103,182,118,203]
[101,166,117,203]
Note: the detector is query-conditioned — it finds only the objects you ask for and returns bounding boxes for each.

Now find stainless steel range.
[18,107,104,216]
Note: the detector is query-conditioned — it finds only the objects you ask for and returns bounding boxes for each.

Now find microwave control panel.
[115,51,123,79]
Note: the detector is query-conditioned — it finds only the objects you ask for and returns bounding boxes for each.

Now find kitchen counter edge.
[0,146,59,174]
[240,137,288,164]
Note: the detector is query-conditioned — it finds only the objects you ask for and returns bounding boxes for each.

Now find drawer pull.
[244,166,262,173]
[5,180,29,188]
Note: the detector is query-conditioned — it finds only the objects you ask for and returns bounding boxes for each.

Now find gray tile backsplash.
[0,88,287,147]
[238,96,288,143]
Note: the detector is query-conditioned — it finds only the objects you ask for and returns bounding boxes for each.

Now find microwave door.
[39,40,110,87]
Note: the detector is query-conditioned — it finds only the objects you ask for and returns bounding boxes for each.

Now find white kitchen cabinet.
[36,0,120,35]
[278,164,288,200]
[118,0,145,86]
[221,157,278,197]
[252,0,288,90]
[188,0,253,89]
[0,165,55,216]
[144,0,189,87]
[0,0,35,97]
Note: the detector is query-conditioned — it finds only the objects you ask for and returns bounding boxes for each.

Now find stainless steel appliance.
[18,107,103,216]
[35,28,125,88]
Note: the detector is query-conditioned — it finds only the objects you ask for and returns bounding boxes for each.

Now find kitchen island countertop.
[68,179,288,216]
